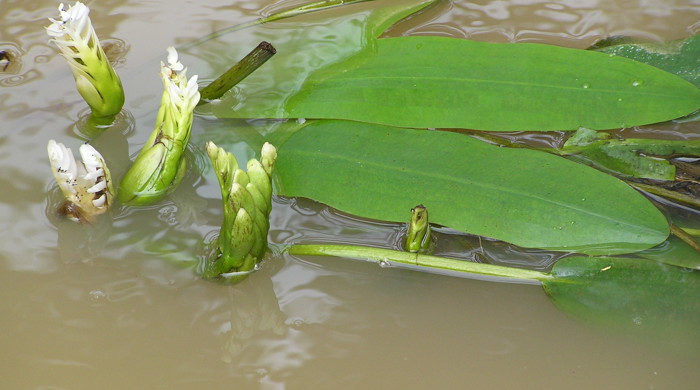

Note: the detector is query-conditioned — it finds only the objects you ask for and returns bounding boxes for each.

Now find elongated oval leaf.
[592,34,700,123]
[545,256,700,353]
[283,36,700,131]
[276,120,669,255]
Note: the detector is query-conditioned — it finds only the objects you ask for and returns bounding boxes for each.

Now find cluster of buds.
[46,2,124,118]
[118,47,200,205]
[47,140,113,223]
[202,141,277,280]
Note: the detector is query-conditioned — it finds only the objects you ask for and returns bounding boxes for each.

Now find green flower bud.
[46,2,124,119]
[118,47,199,205]
[47,139,113,223]
[405,204,434,254]
[202,141,277,281]
[246,160,273,212]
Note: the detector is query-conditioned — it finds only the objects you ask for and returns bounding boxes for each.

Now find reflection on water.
[402,0,700,46]
[2,0,700,388]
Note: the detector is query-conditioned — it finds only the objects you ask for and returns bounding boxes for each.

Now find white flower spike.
[46,2,124,118]
[118,47,200,205]
[48,139,114,223]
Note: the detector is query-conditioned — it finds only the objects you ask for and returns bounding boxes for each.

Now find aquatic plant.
[46,1,124,119]
[40,1,700,351]
[200,141,277,280]
[118,47,200,206]
[47,140,113,223]
[404,205,433,254]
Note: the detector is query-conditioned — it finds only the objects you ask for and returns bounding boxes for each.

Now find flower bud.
[202,141,277,280]
[46,2,124,118]
[47,139,113,223]
[405,204,434,254]
[118,47,199,205]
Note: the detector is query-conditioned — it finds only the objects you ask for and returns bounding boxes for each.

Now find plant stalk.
[287,244,552,282]
[199,41,277,101]
[670,224,700,253]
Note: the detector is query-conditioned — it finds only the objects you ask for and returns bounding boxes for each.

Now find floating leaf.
[276,120,669,255]
[279,36,700,131]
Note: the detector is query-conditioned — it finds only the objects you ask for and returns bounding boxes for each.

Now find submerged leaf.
[637,235,700,270]
[288,243,700,352]
[276,120,669,255]
[544,256,700,353]
[591,34,700,89]
[559,128,700,181]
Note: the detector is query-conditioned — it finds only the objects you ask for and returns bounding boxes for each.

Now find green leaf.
[200,0,437,119]
[558,128,700,181]
[276,120,669,255]
[637,235,700,270]
[544,256,700,353]
[592,34,700,89]
[592,34,700,123]
[280,36,700,131]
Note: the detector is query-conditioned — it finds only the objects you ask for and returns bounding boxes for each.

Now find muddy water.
[2,0,700,389]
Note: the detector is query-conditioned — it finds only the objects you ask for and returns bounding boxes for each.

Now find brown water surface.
[2,1,700,389]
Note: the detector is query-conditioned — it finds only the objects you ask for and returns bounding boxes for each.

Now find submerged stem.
[287,244,552,282]
[670,224,700,253]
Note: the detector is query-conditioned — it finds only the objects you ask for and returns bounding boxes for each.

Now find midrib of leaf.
[308,75,696,99]
[285,146,662,237]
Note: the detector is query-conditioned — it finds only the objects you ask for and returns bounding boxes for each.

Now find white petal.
[87,180,107,194]
[92,193,106,208]
[49,141,80,209]
[47,140,78,191]
[185,75,201,104]
[83,168,104,182]
[166,46,184,72]
[79,143,105,172]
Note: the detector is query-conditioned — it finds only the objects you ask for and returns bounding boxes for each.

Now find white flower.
[160,46,200,114]
[48,139,113,222]
[46,2,124,118]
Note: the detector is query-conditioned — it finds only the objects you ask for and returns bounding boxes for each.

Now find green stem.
[179,0,373,50]
[287,244,552,282]
[199,41,276,101]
